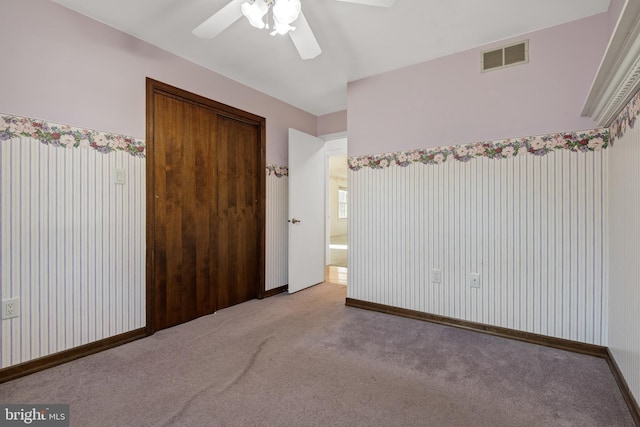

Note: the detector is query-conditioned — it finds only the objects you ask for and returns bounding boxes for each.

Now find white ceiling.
[51,0,610,116]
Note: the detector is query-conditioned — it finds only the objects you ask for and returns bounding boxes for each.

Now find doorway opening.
[325,137,347,286]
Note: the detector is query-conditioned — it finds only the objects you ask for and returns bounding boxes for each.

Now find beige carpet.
[0,282,634,426]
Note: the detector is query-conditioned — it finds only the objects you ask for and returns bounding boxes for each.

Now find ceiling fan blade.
[193,0,245,39]
[289,11,321,59]
[335,0,395,7]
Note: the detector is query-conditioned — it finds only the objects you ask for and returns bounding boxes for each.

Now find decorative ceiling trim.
[582,0,640,127]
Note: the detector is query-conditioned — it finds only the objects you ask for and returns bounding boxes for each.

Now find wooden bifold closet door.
[146,79,265,333]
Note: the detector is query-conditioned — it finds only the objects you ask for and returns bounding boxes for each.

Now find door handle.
[289,218,301,224]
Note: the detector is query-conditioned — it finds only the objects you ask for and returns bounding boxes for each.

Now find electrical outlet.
[2,298,20,320]
[469,273,480,288]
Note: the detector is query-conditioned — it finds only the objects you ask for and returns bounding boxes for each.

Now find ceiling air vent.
[481,40,528,72]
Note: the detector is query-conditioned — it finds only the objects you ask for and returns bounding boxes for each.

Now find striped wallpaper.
[0,112,290,368]
[266,171,288,291]
[1,135,146,368]
[2,106,635,398]
[608,91,640,405]
[348,139,609,345]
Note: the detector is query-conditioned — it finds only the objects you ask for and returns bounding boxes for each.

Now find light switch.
[114,168,125,185]
[432,268,441,283]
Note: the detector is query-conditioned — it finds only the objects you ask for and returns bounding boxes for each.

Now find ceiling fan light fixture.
[241,0,269,29]
[270,18,295,36]
[269,0,301,35]
[194,0,394,61]
[272,0,301,25]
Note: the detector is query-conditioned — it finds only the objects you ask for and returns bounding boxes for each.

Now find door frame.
[145,78,266,335]
[323,135,348,266]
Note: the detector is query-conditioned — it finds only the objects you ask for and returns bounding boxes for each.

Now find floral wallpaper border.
[266,164,288,177]
[8,91,638,169]
[610,88,640,143]
[0,114,145,157]
[349,128,609,171]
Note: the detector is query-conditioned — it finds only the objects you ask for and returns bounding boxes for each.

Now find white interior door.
[288,128,325,293]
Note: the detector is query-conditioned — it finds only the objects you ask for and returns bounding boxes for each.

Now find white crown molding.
[582,0,640,127]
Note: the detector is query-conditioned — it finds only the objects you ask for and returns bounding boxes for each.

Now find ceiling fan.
[192,0,396,60]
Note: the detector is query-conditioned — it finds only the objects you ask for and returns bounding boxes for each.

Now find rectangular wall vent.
[482,40,528,72]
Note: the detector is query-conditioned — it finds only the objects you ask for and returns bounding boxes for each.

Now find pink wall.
[317,110,347,136]
[608,0,626,37]
[347,13,609,157]
[0,0,316,166]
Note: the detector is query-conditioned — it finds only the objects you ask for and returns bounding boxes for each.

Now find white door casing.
[288,128,325,293]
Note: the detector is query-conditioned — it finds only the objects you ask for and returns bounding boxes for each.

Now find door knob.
[289,218,301,224]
